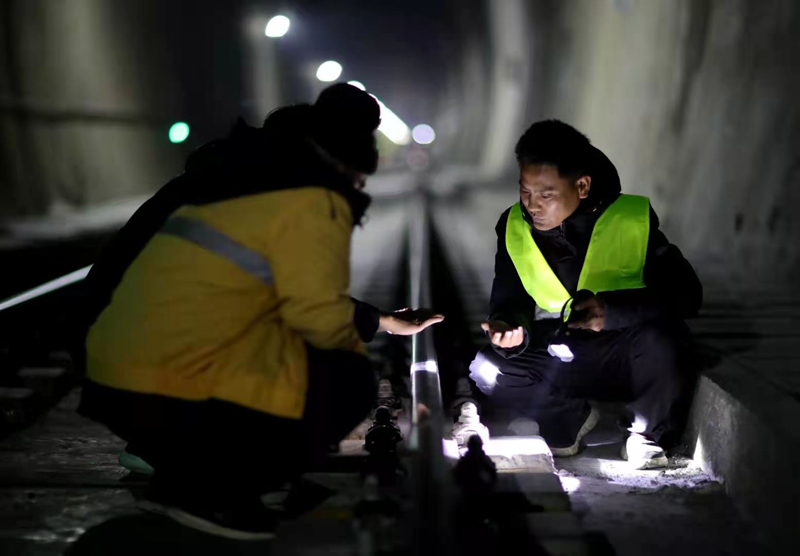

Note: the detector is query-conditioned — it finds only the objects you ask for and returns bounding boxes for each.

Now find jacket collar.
[183,120,371,225]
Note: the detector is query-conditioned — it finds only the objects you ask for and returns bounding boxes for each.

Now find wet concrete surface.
[0,389,779,554]
[0,390,376,555]
[554,408,771,556]
[0,390,138,555]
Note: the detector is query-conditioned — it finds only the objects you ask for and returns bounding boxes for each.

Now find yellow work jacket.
[86,187,365,420]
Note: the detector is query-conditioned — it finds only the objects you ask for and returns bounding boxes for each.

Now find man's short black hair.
[515,119,593,180]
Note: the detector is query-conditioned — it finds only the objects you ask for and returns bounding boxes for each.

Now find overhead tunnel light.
[316,61,342,82]
[412,124,436,145]
[347,80,366,91]
[265,15,290,38]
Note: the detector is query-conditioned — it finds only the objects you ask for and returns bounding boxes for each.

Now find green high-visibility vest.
[505,194,650,314]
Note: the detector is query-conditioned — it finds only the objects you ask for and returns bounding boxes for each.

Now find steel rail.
[407,189,452,555]
[0,265,91,313]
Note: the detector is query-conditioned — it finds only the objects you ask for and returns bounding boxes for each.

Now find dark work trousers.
[79,346,376,506]
[469,320,691,448]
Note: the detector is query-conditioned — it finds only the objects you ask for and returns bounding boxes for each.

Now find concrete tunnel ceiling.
[1,0,799,282]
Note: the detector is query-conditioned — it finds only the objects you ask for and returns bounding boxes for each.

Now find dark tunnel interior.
[1,1,799,554]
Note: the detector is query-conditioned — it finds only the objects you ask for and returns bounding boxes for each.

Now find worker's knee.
[468,345,545,396]
[631,321,684,360]
[628,322,692,392]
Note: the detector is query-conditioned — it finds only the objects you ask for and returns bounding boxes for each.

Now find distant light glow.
[316,61,342,82]
[548,343,575,362]
[342,82,412,145]
[406,149,430,171]
[265,15,290,38]
[412,124,436,145]
[371,95,411,145]
[169,122,190,144]
[0,265,91,312]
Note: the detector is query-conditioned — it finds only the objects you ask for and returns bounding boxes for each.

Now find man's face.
[518,164,591,231]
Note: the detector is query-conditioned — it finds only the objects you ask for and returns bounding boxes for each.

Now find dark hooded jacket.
[488,145,703,358]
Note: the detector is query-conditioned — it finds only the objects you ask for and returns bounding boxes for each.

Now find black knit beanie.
[312,83,381,175]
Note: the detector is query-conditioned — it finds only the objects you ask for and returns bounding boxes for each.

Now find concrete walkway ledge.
[684,361,800,550]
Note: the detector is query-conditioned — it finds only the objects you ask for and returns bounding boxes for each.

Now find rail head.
[407,190,452,555]
[0,265,92,313]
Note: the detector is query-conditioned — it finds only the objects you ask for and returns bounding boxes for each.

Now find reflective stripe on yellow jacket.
[86,187,366,420]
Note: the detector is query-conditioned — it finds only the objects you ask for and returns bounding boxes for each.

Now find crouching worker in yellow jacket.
[77,84,442,540]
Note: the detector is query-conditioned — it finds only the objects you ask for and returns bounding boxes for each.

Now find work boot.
[138,482,278,541]
[451,377,477,416]
[548,406,599,457]
[166,498,279,541]
[452,402,490,447]
[621,433,669,469]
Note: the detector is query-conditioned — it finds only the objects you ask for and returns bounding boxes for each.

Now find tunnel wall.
[0,0,179,217]
[528,0,800,282]
[0,0,248,220]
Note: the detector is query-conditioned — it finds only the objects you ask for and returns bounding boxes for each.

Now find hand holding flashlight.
[548,290,601,362]
[567,294,605,332]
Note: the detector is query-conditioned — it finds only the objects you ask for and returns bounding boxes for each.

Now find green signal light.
[169,122,190,143]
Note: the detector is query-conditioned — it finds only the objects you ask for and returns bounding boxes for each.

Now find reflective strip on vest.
[160,216,274,285]
[505,194,650,314]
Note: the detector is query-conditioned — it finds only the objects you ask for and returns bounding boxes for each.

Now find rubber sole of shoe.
[550,406,600,457]
[165,507,276,541]
[136,498,168,516]
[260,487,291,512]
[119,451,155,476]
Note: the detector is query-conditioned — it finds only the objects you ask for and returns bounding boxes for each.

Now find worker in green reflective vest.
[469,120,703,469]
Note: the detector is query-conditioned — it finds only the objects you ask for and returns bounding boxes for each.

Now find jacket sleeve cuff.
[600,294,624,330]
[352,298,382,343]
[489,328,530,359]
